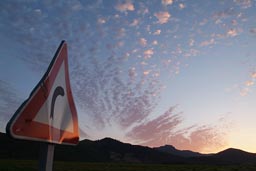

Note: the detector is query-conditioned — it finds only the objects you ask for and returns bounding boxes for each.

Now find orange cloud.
[239,72,256,96]
[154,11,171,24]
[153,29,161,35]
[227,28,238,37]
[115,1,135,12]
[143,70,151,75]
[251,72,256,78]
[245,80,254,86]
[162,0,173,6]
[172,126,227,153]
[144,49,154,59]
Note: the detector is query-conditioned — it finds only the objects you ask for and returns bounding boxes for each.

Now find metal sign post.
[39,143,55,171]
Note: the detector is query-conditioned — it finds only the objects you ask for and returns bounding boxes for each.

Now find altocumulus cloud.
[0,0,236,152]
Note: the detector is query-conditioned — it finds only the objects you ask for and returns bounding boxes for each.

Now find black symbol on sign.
[50,86,65,120]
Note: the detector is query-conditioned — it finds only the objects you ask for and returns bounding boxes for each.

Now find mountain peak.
[97,137,130,146]
[99,137,118,142]
[162,144,177,149]
[154,144,204,158]
[216,148,255,157]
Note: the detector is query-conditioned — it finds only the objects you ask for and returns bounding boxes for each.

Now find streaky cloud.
[126,106,229,153]
[0,80,22,131]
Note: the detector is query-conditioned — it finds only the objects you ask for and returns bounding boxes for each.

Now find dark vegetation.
[1,160,256,171]
[1,132,256,165]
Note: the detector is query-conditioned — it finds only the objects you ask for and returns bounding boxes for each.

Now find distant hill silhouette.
[1,132,256,165]
[213,148,256,164]
[0,133,184,163]
[154,145,207,158]
[55,137,185,163]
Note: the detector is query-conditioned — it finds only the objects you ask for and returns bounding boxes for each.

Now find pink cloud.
[234,0,252,9]
[153,72,160,77]
[126,107,229,153]
[200,39,215,47]
[179,3,185,9]
[170,126,227,153]
[115,1,135,12]
[130,19,139,26]
[227,28,238,37]
[240,87,250,96]
[117,28,126,38]
[231,20,238,25]
[139,38,147,46]
[129,67,137,79]
[115,90,160,128]
[152,40,158,45]
[97,18,106,24]
[154,11,171,24]
[250,28,256,35]
[126,106,181,143]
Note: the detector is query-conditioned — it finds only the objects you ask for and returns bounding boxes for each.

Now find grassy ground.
[1,160,256,171]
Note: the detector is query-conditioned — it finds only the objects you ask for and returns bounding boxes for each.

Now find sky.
[0,0,256,153]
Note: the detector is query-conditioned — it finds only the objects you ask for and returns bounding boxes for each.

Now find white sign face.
[34,62,74,132]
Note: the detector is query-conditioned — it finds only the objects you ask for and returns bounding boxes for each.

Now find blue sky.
[1,0,256,153]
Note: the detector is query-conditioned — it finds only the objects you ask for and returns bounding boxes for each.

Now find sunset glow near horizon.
[1,0,256,153]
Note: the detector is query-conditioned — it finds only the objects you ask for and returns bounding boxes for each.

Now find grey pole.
[39,143,55,171]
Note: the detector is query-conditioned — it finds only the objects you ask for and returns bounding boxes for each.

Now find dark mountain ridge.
[154,144,207,158]
[213,148,256,164]
[55,137,185,163]
[1,132,256,165]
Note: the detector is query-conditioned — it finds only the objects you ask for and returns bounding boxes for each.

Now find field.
[1,160,256,171]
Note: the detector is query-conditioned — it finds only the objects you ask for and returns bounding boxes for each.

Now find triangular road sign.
[6,41,79,145]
